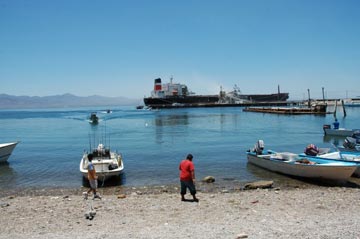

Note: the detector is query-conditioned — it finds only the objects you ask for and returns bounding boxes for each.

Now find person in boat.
[333,118,339,129]
[84,153,101,200]
[179,154,199,202]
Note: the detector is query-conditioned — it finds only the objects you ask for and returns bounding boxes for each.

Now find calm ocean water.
[1,105,359,190]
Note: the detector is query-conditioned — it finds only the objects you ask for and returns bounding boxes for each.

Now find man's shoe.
[93,194,102,200]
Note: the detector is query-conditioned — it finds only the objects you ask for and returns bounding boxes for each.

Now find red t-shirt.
[179,159,194,181]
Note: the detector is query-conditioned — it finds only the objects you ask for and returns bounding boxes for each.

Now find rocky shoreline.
[1,179,360,238]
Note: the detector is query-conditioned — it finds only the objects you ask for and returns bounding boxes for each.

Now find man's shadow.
[181,199,199,203]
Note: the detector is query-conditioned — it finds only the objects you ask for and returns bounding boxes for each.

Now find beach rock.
[117,194,126,199]
[236,233,248,238]
[202,176,215,183]
[0,202,10,208]
[244,180,273,190]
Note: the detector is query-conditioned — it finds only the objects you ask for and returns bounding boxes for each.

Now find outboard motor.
[253,140,264,155]
[323,124,331,134]
[344,137,357,149]
[352,130,360,143]
[304,144,319,156]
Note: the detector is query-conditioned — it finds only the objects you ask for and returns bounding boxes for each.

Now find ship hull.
[144,95,220,106]
[240,93,289,102]
[144,93,289,107]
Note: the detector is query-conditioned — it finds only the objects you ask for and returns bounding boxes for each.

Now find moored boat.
[144,77,219,108]
[247,140,357,181]
[80,143,124,181]
[323,124,359,136]
[144,77,289,108]
[0,142,19,163]
[302,151,360,177]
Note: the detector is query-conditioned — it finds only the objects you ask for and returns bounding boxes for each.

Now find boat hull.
[144,93,289,107]
[0,142,19,163]
[144,95,220,106]
[323,128,357,137]
[306,151,360,177]
[247,152,356,181]
[240,93,289,102]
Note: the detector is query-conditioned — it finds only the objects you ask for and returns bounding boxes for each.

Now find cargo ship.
[143,78,289,108]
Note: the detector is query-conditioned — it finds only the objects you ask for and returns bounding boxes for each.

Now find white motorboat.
[247,140,357,181]
[80,143,124,181]
[0,142,19,163]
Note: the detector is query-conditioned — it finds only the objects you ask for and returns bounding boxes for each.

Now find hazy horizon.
[1,1,360,100]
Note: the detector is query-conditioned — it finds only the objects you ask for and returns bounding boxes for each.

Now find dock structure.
[243,104,329,115]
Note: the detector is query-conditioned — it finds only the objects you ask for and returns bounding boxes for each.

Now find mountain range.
[0,93,141,109]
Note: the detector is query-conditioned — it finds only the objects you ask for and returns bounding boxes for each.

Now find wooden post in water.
[333,100,337,118]
[307,89,311,108]
[341,100,347,117]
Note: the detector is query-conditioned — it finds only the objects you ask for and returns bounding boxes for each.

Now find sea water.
[0,106,359,190]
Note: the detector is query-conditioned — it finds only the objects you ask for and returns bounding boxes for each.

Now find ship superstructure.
[144,78,219,107]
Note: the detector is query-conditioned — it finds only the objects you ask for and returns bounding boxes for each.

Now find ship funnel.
[154,78,162,91]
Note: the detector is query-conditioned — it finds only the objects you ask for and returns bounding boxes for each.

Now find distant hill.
[0,93,142,109]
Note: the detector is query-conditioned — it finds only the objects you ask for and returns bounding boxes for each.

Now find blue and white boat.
[302,151,360,177]
[247,140,357,181]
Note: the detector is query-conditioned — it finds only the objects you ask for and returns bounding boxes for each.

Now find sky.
[1,0,360,100]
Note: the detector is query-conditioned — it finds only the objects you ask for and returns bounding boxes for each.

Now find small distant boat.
[80,143,124,181]
[89,113,99,124]
[323,124,359,136]
[247,140,357,181]
[0,142,19,163]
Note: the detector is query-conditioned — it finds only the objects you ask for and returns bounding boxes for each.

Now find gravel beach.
[1,181,360,239]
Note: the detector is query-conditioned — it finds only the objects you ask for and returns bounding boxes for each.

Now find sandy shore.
[1,182,360,239]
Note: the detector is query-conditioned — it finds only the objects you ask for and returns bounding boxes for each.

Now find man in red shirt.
[179,154,199,202]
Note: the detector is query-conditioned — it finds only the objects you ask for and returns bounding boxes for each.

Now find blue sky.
[1,0,360,100]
